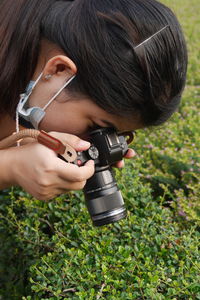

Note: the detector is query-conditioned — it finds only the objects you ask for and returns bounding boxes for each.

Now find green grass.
[0,0,200,299]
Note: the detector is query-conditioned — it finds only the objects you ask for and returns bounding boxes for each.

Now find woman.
[0,0,187,200]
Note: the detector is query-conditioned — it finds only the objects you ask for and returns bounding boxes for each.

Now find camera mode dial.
[88,146,99,160]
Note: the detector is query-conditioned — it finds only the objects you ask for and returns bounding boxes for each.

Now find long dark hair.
[0,0,187,127]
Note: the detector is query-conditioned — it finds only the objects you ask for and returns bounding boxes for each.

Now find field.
[0,0,199,299]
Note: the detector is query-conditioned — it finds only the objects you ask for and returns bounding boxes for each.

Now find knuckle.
[37,195,48,201]
[37,178,51,188]
[79,180,87,189]
[73,180,86,190]
[37,190,55,201]
[34,180,53,200]
[75,174,85,182]
[72,168,86,182]
[34,191,49,201]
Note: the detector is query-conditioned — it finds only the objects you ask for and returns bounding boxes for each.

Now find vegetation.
[0,0,199,299]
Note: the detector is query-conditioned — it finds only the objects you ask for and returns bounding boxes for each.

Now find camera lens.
[83,167,127,226]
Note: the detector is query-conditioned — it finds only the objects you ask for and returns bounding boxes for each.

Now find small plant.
[0,0,200,299]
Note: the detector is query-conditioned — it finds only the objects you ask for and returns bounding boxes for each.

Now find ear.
[42,55,77,80]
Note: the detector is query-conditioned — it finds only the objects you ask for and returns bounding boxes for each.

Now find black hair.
[0,0,187,127]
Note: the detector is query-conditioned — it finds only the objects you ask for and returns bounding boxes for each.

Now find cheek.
[39,110,89,135]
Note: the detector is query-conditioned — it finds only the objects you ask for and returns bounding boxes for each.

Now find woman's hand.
[10,133,95,201]
[114,148,137,168]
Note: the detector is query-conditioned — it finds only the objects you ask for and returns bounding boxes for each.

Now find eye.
[88,124,102,133]
[88,121,102,130]
[92,124,102,130]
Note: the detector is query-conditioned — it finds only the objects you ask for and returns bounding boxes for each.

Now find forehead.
[77,98,142,132]
[101,116,142,133]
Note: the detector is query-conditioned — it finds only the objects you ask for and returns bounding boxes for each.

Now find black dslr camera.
[77,127,133,226]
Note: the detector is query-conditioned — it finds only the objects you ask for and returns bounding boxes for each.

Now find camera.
[76,127,133,226]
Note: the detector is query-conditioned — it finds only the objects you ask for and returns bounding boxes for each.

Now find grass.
[0,0,199,299]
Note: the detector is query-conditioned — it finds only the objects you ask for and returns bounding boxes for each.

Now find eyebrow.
[101,119,134,135]
[101,120,118,130]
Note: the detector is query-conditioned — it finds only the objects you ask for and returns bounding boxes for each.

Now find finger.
[124,148,137,159]
[42,185,83,200]
[56,159,95,182]
[47,171,93,191]
[49,131,91,151]
[34,179,89,201]
[56,180,87,191]
[20,137,36,145]
[114,160,125,168]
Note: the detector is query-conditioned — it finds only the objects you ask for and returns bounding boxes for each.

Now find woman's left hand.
[114,148,137,168]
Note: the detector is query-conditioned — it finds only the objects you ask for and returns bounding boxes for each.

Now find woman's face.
[35,95,142,138]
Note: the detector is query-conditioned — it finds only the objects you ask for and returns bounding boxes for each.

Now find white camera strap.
[16,73,76,132]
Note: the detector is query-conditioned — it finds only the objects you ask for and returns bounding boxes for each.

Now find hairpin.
[134,25,169,49]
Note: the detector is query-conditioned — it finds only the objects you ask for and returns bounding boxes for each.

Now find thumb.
[48,131,91,151]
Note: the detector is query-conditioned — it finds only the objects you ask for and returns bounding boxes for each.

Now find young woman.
[0,0,187,200]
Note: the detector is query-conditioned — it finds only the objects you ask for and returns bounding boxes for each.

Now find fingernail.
[89,160,95,165]
[86,160,95,166]
[132,150,137,155]
[77,140,91,148]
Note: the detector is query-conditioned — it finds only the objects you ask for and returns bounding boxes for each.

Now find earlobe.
[42,55,77,80]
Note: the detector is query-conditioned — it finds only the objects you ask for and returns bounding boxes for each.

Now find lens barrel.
[83,167,127,226]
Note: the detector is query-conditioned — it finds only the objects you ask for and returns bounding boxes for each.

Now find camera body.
[77,127,130,226]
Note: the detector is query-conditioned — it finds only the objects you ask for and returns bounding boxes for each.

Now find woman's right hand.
[8,133,95,201]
